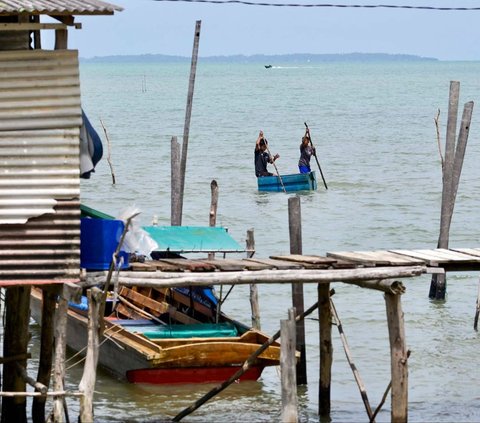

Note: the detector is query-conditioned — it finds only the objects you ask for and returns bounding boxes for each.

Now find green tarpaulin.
[143,226,245,253]
[128,323,239,339]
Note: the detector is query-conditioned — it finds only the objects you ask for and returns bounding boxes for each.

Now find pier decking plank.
[245,258,303,269]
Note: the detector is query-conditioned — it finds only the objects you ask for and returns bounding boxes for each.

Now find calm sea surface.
[30,61,480,421]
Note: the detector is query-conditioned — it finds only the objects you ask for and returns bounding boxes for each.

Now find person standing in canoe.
[298,128,315,174]
[254,130,280,177]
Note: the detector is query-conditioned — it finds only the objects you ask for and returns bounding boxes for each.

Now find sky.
[46,0,480,60]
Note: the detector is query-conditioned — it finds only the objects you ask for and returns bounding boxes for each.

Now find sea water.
[29,60,480,421]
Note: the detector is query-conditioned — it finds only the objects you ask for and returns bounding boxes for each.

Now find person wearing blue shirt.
[298,128,315,174]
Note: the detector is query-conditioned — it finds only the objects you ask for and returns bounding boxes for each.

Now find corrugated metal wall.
[0,50,81,284]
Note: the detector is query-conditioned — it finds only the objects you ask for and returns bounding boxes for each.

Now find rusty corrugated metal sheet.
[0,0,123,15]
[0,49,81,284]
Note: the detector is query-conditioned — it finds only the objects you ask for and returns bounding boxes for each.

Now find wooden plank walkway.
[125,247,480,274]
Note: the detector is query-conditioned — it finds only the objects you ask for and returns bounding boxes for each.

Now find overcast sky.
[55,0,480,60]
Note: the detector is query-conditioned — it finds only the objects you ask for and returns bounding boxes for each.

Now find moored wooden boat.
[30,285,281,385]
[257,171,317,192]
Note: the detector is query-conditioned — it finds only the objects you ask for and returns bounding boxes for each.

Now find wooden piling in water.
[32,287,58,423]
[318,283,332,417]
[208,180,218,260]
[288,196,307,385]
[281,308,298,423]
[79,287,103,422]
[385,291,408,422]
[52,284,82,422]
[430,83,474,300]
[246,229,261,330]
[178,20,201,224]
[171,135,181,226]
[1,286,31,423]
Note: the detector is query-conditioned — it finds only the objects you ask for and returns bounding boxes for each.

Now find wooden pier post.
[281,308,298,423]
[32,288,58,423]
[171,135,181,226]
[385,291,408,422]
[246,228,261,330]
[430,82,474,300]
[52,284,82,422]
[208,180,218,260]
[1,286,31,423]
[79,288,103,423]
[178,20,201,224]
[288,196,307,385]
[318,283,332,417]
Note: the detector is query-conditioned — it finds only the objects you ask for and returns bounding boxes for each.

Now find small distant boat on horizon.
[264,65,272,69]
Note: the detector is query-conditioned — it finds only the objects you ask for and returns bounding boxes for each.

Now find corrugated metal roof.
[0,49,81,284]
[0,0,123,15]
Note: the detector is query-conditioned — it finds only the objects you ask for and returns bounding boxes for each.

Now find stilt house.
[0,2,121,422]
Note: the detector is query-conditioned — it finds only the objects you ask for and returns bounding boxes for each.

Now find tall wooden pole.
[79,288,102,423]
[178,20,201,224]
[430,81,459,300]
[430,84,474,300]
[288,196,307,384]
[318,283,332,417]
[1,286,31,423]
[281,308,298,423]
[208,180,218,260]
[385,292,408,422]
[246,229,261,330]
[171,136,181,226]
[32,288,58,423]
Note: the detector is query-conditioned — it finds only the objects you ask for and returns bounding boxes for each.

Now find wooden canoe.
[30,286,282,385]
[257,171,317,192]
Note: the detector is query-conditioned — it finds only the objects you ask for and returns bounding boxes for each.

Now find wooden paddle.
[263,139,287,194]
[304,122,328,190]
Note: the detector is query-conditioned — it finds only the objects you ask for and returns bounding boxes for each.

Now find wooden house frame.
[0,2,122,422]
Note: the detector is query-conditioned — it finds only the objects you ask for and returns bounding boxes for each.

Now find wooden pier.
[80,246,480,423]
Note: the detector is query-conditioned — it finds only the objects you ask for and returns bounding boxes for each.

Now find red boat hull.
[126,365,264,384]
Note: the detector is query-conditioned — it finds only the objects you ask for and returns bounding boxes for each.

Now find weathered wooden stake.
[474,277,480,331]
[280,307,298,423]
[32,288,58,423]
[430,81,458,299]
[52,284,82,422]
[288,195,307,384]
[178,20,201,223]
[1,286,31,423]
[79,288,103,422]
[430,82,474,300]
[281,308,298,423]
[318,283,332,417]
[208,180,218,260]
[385,292,408,422]
[171,135,181,226]
[246,229,261,330]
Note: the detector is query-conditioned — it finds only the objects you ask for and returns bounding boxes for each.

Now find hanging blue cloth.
[80,110,103,179]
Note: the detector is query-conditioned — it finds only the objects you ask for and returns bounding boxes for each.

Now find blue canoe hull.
[257,171,318,192]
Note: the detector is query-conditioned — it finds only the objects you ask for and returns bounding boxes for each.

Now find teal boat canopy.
[143,226,245,253]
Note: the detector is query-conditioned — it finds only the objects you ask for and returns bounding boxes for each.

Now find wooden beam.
[288,196,307,385]
[83,266,426,289]
[247,229,261,330]
[385,293,408,422]
[318,283,332,417]
[1,286,31,422]
[281,308,298,422]
[79,288,103,422]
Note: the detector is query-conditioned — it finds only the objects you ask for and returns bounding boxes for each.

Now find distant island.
[80,52,438,64]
